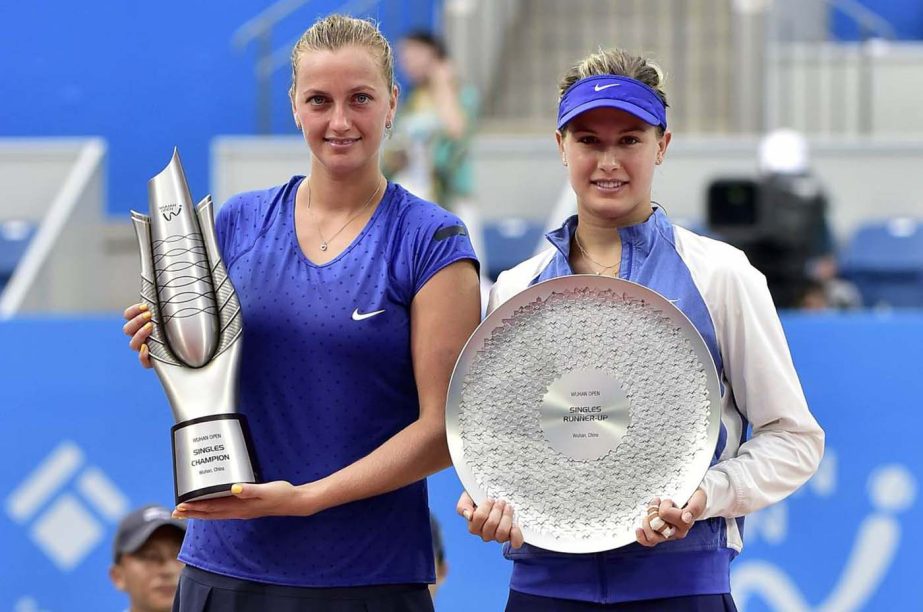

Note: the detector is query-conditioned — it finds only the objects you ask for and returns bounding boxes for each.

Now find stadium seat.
[0,220,37,293]
[839,218,923,308]
[482,218,547,281]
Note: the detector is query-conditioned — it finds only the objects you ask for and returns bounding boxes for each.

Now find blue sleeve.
[406,204,479,296]
[213,185,284,269]
[214,200,233,262]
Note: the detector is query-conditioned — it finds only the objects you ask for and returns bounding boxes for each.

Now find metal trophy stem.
[131,148,258,504]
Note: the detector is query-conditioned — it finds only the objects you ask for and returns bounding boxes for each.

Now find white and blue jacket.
[488,209,824,603]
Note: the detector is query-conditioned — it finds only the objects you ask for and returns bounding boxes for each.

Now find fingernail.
[683,511,693,524]
[139,303,148,311]
[144,322,153,330]
[171,511,181,519]
[650,517,665,531]
[142,311,152,320]
[140,344,148,355]
[175,504,187,512]
[231,483,243,495]
[463,510,472,521]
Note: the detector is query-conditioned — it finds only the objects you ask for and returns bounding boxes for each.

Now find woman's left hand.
[172,481,311,520]
[635,488,707,547]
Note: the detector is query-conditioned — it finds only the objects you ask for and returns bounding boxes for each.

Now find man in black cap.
[109,504,186,612]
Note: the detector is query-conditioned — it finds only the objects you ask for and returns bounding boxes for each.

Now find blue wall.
[1,312,921,610]
[831,0,923,40]
[0,1,437,218]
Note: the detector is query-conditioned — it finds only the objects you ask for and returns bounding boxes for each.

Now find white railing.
[232,0,403,133]
[0,139,107,319]
[232,0,313,134]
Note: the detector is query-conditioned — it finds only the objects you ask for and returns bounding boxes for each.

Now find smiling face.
[557,107,670,227]
[291,45,397,179]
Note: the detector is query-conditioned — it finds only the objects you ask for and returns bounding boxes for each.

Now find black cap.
[112,504,186,562]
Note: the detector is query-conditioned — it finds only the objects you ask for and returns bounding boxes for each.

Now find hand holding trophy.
[131,148,258,504]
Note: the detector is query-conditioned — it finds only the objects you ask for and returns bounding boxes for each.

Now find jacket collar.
[544,206,672,259]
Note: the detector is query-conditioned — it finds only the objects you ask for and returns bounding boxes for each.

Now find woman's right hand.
[456,491,523,548]
[122,303,153,368]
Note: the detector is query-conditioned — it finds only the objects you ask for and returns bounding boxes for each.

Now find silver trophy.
[131,148,258,504]
[446,276,722,553]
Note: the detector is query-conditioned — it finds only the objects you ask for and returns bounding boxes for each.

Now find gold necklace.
[307,178,384,252]
[573,229,620,276]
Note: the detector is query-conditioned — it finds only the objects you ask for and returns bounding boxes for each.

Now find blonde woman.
[123,15,480,611]
[457,48,824,611]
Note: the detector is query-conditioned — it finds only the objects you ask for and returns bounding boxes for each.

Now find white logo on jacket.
[352,308,385,321]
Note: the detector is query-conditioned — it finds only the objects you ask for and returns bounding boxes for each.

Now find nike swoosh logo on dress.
[352,308,385,321]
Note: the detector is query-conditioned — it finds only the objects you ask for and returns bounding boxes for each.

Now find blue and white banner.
[1,320,175,611]
[1,314,921,611]
[729,313,922,612]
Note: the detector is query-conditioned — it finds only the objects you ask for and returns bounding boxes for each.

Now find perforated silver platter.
[446,275,721,553]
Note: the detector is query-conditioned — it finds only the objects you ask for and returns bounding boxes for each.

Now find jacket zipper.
[620,233,633,280]
[597,552,608,602]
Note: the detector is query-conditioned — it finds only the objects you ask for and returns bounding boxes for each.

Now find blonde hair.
[289,14,395,99]
[558,48,668,132]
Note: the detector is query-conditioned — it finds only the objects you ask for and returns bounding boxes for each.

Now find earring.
[385,119,393,139]
[385,120,393,129]
[562,156,568,167]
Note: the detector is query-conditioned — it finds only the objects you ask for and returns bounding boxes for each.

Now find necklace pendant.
[320,242,328,252]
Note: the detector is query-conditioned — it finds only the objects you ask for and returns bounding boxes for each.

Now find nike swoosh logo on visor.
[594,83,620,91]
[352,308,385,321]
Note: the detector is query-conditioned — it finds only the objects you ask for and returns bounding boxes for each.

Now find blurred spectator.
[389,30,490,285]
[429,513,449,599]
[387,31,479,211]
[109,504,186,612]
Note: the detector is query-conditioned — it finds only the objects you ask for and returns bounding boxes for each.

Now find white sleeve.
[485,271,507,316]
[484,249,554,315]
[698,255,825,519]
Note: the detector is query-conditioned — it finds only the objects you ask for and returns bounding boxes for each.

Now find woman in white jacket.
[456,47,824,611]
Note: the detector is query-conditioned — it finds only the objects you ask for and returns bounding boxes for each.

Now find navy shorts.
[174,566,434,612]
[505,590,738,611]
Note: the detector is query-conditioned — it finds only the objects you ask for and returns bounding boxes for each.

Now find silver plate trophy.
[446,276,721,553]
[131,148,258,504]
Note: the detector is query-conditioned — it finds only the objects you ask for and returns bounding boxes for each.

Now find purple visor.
[557,75,667,131]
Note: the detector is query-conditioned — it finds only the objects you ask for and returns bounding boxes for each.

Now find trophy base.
[172,414,259,504]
